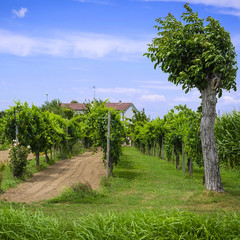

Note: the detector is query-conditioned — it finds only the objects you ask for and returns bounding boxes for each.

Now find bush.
[0,161,7,193]
[0,143,10,150]
[48,182,105,204]
[9,143,30,177]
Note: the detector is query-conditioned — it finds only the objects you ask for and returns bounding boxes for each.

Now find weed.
[48,182,106,204]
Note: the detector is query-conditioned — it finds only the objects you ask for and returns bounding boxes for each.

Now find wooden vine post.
[106,111,111,178]
[15,109,19,144]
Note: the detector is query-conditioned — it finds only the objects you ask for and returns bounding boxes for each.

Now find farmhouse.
[61,102,137,120]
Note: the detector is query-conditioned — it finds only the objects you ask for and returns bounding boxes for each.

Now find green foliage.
[84,100,125,166]
[127,109,150,150]
[0,101,83,166]
[144,3,238,96]
[215,111,240,168]
[9,143,30,177]
[129,104,202,167]
[0,143,10,151]
[41,99,75,119]
[0,161,7,192]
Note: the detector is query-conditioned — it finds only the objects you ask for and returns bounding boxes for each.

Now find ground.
[0,149,105,203]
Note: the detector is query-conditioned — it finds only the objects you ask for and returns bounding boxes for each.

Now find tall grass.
[0,207,239,240]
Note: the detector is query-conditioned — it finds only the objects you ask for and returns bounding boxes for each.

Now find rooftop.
[61,102,133,111]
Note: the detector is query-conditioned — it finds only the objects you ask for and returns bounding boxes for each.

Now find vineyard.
[0,99,240,193]
[0,100,125,178]
[0,99,240,238]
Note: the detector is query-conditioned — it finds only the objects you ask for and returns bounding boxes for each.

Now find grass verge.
[0,207,239,240]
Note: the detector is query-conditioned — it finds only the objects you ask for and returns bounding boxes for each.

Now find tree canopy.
[144,3,238,97]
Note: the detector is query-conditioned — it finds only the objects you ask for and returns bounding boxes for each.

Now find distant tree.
[41,99,75,119]
[0,111,6,119]
[71,100,78,103]
[144,4,238,192]
[41,99,63,116]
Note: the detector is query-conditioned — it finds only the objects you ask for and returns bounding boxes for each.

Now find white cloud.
[12,7,28,18]
[0,29,147,60]
[221,96,240,105]
[139,94,166,102]
[142,0,240,9]
[219,10,240,17]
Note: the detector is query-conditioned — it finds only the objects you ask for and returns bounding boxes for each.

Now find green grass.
[2,146,240,217]
[48,182,107,204]
[0,207,239,240]
[98,146,240,213]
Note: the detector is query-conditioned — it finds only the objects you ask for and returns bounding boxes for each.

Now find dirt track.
[0,150,105,203]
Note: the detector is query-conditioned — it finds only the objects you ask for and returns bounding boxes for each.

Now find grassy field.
[1,146,240,217]
[0,146,240,239]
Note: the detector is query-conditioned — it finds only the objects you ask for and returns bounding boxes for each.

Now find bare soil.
[0,149,105,203]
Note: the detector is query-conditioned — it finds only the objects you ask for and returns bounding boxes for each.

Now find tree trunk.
[200,75,224,192]
[158,142,161,158]
[161,136,164,160]
[182,144,185,174]
[176,154,180,170]
[171,148,174,164]
[35,152,40,167]
[187,157,193,176]
[110,158,113,177]
[45,150,49,164]
[53,147,56,159]
[153,141,156,156]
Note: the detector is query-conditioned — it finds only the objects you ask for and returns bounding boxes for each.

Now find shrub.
[9,143,29,177]
[0,161,7,193]
[48,182,105,204]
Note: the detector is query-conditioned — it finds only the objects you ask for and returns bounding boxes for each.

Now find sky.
[0,0,239,118]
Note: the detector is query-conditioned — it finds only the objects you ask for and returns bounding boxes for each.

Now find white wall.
[122,104,137,120]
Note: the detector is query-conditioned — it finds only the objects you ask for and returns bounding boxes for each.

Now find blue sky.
[0,0,239,118]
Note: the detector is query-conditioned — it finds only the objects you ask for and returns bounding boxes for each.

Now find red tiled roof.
[61,103,87,110]
[61,102,133,111]
[105,103,132,111]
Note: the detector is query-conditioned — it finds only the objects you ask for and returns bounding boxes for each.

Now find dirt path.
[0,150,105,203]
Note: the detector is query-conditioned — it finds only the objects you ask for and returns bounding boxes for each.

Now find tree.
[144,4,238,192]
[41,99,75,119]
